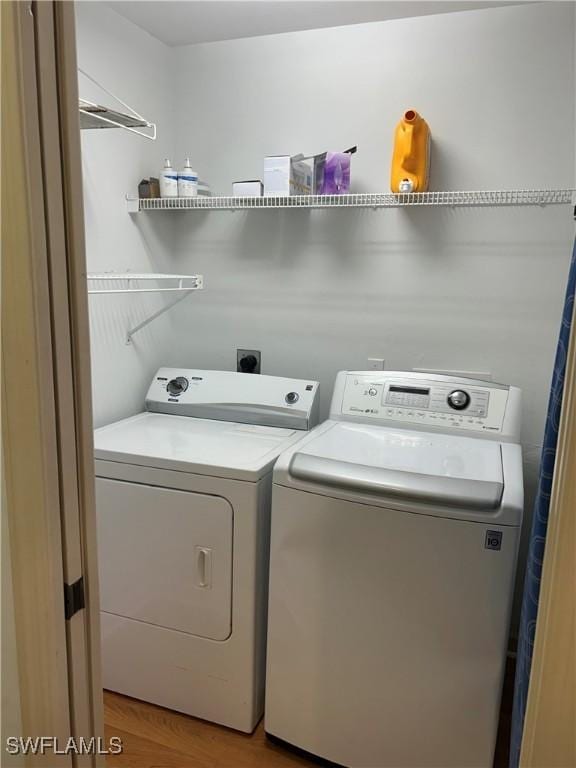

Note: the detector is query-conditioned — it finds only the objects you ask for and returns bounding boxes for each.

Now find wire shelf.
[127,189,576,212]
[87,273,203,294]
[79,69,157,141]
[87,274,204,343]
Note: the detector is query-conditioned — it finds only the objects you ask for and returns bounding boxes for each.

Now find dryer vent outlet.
[237,349,261,374]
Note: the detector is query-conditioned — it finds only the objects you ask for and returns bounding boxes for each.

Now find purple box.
[315,147,356,195]
[317,152,351,195]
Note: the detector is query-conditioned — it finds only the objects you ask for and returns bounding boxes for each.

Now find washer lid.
[288,422,504,510]
[94,412,299,481]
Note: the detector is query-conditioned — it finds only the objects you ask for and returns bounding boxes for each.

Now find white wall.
[78,1,576,627]
[76,2,178,427]
[167,2,574,625]
[168,4,574,427]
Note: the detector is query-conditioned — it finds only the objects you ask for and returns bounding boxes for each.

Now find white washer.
[94,368,319,733]
[266,371,523,767]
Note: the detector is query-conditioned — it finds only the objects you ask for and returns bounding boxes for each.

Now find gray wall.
[77,2,177,428]
[78,2,576,629]
[167,5,575,441]
[168,7,574,454]
[167,3,574,626]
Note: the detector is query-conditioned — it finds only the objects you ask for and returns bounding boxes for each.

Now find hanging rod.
[87,274,203,344]
[78,69,156,140]
[127,188,576,212]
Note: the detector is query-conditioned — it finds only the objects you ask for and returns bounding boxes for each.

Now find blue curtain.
[510,235,576,767]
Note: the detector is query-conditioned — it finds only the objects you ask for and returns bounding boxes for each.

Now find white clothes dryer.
[265,371,523,767]
[94,368,319,733]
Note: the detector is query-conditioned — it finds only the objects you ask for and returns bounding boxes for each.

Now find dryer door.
[96,478,232,640]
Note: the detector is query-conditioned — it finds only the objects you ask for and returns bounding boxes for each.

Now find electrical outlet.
[237,349,261,374]
[367,358,385,371]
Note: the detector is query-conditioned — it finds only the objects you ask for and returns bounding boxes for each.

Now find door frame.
[2,1,103,764]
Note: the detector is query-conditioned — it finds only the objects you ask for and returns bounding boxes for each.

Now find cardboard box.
[264,155,314,197]
[232,180,263,197]
[138,177,161,199]
[314,151,352,195]
[310,146,356,195]
[264,147,356,197]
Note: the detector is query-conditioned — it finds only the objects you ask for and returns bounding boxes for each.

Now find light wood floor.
[103,691,311,767]
[104,658,514,767]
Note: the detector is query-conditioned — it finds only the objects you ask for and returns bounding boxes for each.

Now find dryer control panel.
[332,372,522,441]
[145,368,320,430]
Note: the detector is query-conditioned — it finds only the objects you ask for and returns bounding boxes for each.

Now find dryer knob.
[167,377,189,396]
[447,389,470,410]
[285,391,299,404]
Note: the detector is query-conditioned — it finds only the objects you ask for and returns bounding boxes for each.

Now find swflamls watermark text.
[5,736,123,755]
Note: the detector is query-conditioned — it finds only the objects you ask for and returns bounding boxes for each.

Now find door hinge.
[64,577,85,620]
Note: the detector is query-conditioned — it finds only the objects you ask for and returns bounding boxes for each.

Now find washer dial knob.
[167,377,189,396]
[285,391,299,404]
[447,389,470,410]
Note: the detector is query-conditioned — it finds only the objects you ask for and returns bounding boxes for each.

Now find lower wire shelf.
[87,273,204,343]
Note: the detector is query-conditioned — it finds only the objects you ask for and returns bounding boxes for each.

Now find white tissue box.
[232,180,263,197]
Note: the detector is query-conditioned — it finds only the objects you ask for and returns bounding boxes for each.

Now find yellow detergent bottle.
[390,109,431,193]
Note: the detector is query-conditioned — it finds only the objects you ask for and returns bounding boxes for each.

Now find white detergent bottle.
[160,158,178,198]
[178,158,198,197]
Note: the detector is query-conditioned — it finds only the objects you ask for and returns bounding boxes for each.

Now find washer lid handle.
[288,453,503,510]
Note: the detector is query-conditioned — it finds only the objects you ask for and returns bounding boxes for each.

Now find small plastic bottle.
[178,159,198,198]
[159,159,178,198]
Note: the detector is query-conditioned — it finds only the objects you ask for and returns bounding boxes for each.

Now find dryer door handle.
[288,453,503,510]
[195,546,213,588]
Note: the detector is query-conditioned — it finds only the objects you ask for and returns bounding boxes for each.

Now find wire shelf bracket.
[87,274,203,344]
[126,188,576,212]
[124,290,191,345]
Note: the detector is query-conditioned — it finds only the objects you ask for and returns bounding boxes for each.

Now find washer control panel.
[384,382,489,418]
[339,373,511,435]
